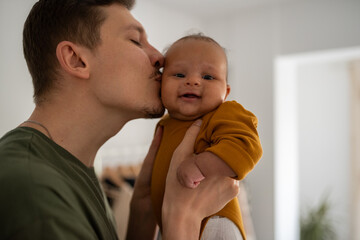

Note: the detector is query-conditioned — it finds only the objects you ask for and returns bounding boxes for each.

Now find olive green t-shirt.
[0,127,118,239]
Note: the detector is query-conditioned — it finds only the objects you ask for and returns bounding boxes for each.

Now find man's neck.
[23,101,128,167]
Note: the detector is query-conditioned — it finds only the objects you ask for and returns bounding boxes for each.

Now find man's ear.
[225,84,231,100]
[56,41,90,79]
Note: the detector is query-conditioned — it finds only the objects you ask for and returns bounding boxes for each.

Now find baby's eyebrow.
[167,61,187,68]
[200,63,217,70]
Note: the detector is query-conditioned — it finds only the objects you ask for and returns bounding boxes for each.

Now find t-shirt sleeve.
[0,168,98,240]
[7,213,98,240]
[204,101,263,180]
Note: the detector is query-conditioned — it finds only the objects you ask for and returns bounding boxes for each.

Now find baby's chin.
[168,111,203,121]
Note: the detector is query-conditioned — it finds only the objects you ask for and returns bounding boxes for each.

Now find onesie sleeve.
[204,101,262,180]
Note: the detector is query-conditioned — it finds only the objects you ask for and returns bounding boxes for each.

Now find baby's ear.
[225,84,231,99]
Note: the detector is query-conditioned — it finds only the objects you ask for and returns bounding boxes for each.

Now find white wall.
[275,47,360,240]
[298,60,351,238]
[133,0,203,52]
[0,0,36,136]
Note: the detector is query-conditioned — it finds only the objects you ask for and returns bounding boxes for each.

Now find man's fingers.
[222,178,240,201]
[194,176,239,217]
[170,120,202,171]
[167,120,202,183]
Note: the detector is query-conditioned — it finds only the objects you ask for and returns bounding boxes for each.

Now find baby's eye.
[174,73,185,78]
[203,74,214,80]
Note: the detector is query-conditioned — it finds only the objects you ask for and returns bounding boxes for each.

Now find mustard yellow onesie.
[151,100,263,239]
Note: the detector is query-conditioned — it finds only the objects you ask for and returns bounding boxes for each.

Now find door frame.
[350,59,360,240]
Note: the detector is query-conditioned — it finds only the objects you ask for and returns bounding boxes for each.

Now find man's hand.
[162,120,240,240]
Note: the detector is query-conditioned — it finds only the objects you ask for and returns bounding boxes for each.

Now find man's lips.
[155,74,162,83]
[150,70,162,83]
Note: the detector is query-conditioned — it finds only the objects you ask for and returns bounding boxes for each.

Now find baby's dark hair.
[175,33,222,47]
[165,32,226,55]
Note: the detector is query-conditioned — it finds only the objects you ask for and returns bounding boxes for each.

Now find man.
[0,0,239,239]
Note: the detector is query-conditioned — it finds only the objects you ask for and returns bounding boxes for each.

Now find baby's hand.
[177,157,205,188]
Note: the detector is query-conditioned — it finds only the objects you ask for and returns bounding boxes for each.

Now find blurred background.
[1,0,359,239]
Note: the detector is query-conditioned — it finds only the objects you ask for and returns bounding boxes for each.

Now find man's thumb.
[175,119,202,156]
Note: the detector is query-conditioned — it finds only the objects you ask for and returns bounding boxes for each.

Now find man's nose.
[149,47,164,69]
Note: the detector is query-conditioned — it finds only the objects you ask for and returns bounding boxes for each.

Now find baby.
[151,33,262,240]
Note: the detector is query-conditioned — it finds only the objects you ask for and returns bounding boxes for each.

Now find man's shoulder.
[0,163,95,239]
[0,128,32,158]
[0,127,62,179]
[0,156,67,206]
[0,143,75,199]
[0,127,79,203]
[0,145,85,239]
[0,129,106,239]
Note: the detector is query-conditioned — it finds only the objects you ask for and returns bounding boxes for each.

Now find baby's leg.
[201,216,243,240]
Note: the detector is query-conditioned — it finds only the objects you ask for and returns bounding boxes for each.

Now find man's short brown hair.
[23,0,135,104]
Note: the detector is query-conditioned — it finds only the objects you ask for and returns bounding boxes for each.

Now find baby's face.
[161,39,230,121]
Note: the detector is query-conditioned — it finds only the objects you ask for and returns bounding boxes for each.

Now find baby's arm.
[196,151,236,178]
[178,101,263,188]
[177,152,236,188]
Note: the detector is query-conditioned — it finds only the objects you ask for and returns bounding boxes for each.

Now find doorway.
[274,47,360,240]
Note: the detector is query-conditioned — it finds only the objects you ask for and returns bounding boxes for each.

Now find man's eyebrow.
[126,24,145,34]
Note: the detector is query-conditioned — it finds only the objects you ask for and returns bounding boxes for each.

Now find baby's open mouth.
[182,93,200,98]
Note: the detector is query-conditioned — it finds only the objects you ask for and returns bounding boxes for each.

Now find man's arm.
[126,127,162,240]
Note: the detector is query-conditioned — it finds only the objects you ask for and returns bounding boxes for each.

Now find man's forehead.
[102,4,146,33]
